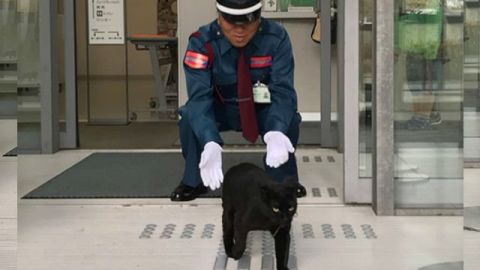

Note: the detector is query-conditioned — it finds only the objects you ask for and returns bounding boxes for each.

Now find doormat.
[23,152,265,199]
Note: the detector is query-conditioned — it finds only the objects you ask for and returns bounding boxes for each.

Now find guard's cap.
[217,0,262,25]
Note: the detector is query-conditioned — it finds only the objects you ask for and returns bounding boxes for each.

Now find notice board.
[88,0,125,45]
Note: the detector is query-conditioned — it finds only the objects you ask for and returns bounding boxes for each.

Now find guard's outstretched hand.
[199,141,223,190]
[264,131,295,168]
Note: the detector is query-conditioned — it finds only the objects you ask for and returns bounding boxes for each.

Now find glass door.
[58,0,77,149]
[0,0,17,118]
[342,0,372,203]
[17,0,42,153]
[464,1,480,163]
[359,0,373,181]
[393,0,464,208]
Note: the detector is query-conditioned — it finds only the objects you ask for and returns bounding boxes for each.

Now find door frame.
[340,0,373,204]
[61,0,78,149]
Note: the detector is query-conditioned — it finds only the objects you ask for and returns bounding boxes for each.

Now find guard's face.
[218,14,260,48]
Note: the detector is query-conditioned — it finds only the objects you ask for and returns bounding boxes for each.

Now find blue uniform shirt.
[182,18,298,146]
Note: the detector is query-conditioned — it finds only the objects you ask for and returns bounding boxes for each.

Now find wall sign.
[88,0,125,45]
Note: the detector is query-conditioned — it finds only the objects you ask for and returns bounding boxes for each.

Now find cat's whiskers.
[272,225,281,237]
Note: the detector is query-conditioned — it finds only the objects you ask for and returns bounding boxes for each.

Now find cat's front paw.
[223,243,233,256]
[229,247,244,260]
[225,250,234,259]
[277,266,289,270]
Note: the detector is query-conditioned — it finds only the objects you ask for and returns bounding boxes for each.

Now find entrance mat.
[418,262,463,270]
[2,147,18,157]
[464,206,480,232]
[22,152,265,199]
[173,121,327,146]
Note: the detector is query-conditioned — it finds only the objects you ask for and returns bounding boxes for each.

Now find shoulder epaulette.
[260,19,286,40]
[188,25,216,68]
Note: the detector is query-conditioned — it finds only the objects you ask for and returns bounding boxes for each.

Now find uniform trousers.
[178,101,301,187]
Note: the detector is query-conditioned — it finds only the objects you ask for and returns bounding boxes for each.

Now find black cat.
[222,163,298,270]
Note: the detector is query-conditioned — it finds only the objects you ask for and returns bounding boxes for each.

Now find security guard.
[171,0,307,201]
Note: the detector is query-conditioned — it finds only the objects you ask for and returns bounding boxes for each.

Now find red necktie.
[237,48,258,143]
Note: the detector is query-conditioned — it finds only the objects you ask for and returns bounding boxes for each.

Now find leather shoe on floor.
[170,183,208,202]
[296,183,307,198]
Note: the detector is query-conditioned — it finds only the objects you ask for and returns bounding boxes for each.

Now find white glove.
[199,141,224,190]
[264,131,295,168]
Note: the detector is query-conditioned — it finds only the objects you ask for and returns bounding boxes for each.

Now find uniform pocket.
[214,73,236,86]
[251,68,271,84]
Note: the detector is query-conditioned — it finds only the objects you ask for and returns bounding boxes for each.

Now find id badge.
[253,81,271,103]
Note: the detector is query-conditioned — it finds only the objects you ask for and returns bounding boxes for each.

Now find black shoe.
[296,183,307,198]
[170,182,208,202]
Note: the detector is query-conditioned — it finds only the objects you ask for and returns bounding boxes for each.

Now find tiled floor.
[16,146,474,270]
[0,119,17,270]
[464,168,480,269]
[465,229,480,270]
[465,169,480,207]
[17,204,463,270]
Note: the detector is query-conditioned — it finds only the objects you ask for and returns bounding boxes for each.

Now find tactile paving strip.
[341,224,357,239]
[217,239,226,255]
[212,229,301,270]
[311,187,339,197]
[328,188,338,197]
[302,223,315,239]
[261,231,275,270]
[214,239,227,270]
[137,223,378,269]
[361,224,378,239]
[260,230,297,270]
[312,188,321,197]
[180,223,196,239]
[288,229,298,270]
[139,224,157,239]
[159,223,176,239]
[201,224,215,239]
[140,223,377,241]
[298,155,340,163]
[262,231,275,256]
[321,224,336,239]
[237,232,255,270]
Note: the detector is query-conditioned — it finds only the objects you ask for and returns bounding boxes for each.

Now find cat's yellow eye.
[288,207,295,212]
[272,207,279,213]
